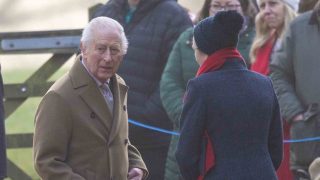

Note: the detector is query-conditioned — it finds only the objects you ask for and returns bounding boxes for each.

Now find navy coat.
[176,59,283,180]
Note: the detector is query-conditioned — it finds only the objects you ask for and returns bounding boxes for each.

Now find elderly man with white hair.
[33,16,148,180]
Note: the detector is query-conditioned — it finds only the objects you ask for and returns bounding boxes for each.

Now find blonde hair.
[249,2,296,62]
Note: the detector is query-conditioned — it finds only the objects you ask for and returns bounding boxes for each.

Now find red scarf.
[250,34,276,75]
[196,47,243,180]
[196,47,244,77]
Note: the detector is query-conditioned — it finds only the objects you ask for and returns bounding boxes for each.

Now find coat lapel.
[80,85,113,131]
[69,57,113,132]
[108,75,128,145]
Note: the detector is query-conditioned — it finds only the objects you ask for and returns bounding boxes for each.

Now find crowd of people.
[1,0,320,180]
[250,0,297,179]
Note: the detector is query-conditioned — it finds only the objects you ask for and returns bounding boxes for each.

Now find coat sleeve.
[176,80,206,180]
[160,30,189,126]
[269,25,305,122]
[33,91,86,180]
[128,140,148,179]
[268,81,284,170]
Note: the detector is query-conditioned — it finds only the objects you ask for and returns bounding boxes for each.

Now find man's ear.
[80,42,85,54]
[80,42,88,59]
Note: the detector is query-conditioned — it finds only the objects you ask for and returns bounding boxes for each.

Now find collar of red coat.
[250,33,277,75]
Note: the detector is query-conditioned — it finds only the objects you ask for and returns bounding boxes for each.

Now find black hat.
[193,10,244,55]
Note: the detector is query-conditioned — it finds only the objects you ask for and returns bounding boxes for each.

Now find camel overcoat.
[34,56,147,180]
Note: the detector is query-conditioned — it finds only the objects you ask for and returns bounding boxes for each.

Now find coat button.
[124,139,128,145]
[123,105,126,111]
[90,112,96,118]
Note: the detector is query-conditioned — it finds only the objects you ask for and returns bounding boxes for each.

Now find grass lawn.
[2,54,72,179]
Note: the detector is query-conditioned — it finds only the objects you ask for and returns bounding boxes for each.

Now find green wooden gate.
[0,29,82,179]
[0,4,104,179]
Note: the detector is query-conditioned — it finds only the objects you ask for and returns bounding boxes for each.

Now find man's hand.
[128,168,144,180]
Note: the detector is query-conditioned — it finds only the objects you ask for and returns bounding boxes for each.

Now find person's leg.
[138,145,169,180]
[277,121,293,180]
[164,136,181,180]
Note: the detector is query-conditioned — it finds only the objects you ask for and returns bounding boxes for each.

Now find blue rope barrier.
[128,119,180,136]
[283,137,320,143]
[128,119,320,143]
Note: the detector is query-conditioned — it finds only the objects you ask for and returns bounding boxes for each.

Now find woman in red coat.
[250,0,297,179]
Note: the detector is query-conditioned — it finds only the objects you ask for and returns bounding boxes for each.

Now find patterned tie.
[101,83,114,113]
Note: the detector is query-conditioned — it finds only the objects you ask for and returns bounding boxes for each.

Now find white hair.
[81,16,128,54]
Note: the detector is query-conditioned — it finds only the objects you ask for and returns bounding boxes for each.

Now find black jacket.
[0,71,6,179]
[94,0,192,147]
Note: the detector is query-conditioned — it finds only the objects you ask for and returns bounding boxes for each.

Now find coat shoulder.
[48,74,72,94]
[115,74,126,86]
[289,11,312,32]
[159,0,188,13]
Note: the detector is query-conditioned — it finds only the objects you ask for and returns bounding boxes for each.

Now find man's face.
[81,29,123,83]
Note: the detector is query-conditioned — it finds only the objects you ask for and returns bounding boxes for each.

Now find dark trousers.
[138,145,169,180]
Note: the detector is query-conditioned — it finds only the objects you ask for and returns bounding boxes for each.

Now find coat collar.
[220,58,248,71]
[69,56,128,142]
